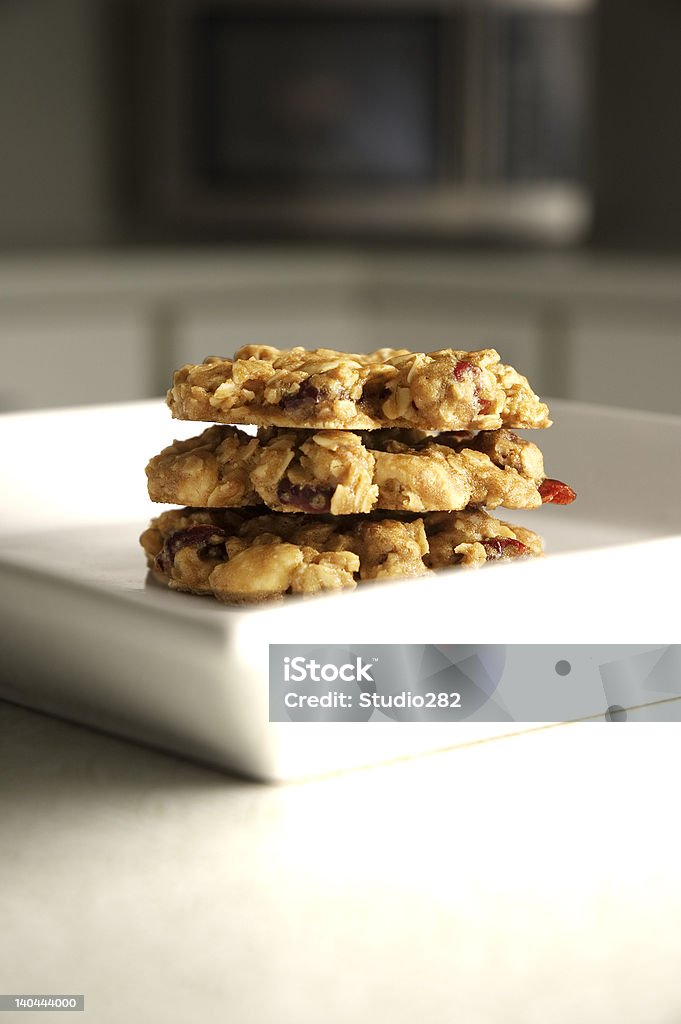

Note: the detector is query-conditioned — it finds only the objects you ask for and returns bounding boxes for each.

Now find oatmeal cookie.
[166,345,551,431]
[146,425,575,514]
[140,507,542,604]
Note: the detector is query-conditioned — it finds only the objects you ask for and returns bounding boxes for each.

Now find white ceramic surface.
[0,399,679,780]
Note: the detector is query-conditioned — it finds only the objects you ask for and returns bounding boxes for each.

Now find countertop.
[1,700,680,1024]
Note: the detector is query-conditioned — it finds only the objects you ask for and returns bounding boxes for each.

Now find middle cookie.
[146,425,575,515]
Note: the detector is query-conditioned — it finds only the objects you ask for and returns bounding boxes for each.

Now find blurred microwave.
[136,0,594,243]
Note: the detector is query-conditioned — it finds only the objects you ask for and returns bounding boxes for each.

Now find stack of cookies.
[140,345,575,603]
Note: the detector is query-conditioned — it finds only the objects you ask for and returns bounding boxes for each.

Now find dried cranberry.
[157,524,227,573]
[453,360,475,382]
[277,480,333,513]
[539,478,577,505]
[359,380,391,414]
[279,383,322,412]
[453,360,492,415]
[482,538,528,560]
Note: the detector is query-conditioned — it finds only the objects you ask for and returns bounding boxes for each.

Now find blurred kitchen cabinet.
[171,295,369,372]
[2,252,681,417]
[571,310,681,415]
[171,300,542,399]
[363,305,541,387]
[0,308,152,411]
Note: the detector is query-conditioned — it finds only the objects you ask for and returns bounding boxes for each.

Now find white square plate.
[1,399,680,780]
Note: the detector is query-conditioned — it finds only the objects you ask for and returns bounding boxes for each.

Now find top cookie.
[167,345,551,431]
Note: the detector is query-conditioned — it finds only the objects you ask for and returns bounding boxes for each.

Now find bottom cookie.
[140,507,543,604]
